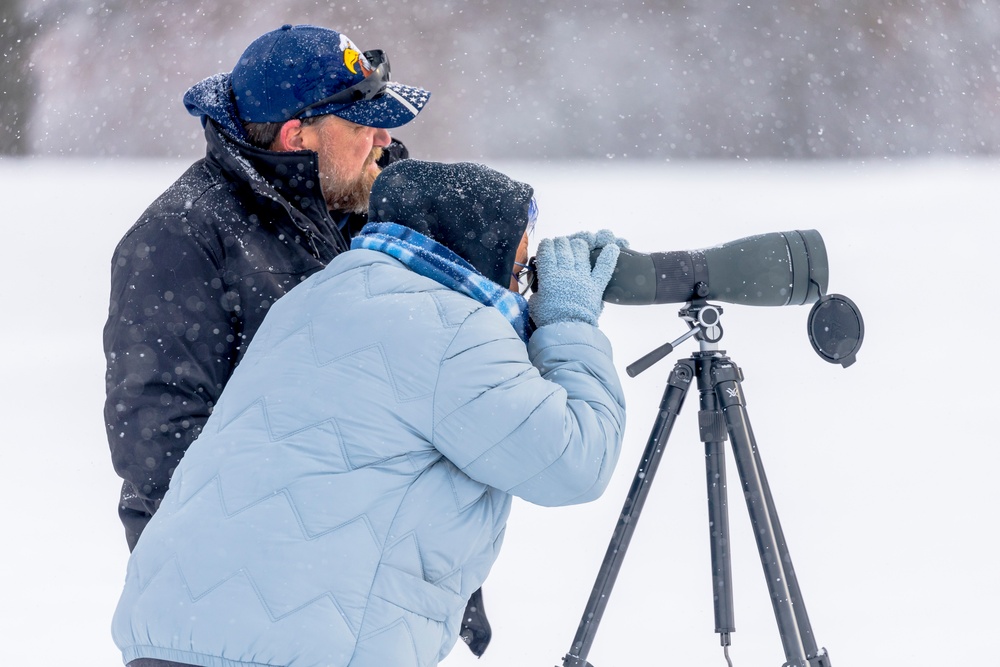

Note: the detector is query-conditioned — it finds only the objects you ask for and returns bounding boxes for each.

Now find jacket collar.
[204,121,350,257]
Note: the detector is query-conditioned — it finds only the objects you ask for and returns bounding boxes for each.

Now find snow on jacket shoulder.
[112,249,626,667]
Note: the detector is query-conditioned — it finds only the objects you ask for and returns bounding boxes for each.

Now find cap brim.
[319,82,430,129]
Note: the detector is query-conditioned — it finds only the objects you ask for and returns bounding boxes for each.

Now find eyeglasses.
[511,197,539,295]
[512,259,536,296]
[295,49,391,118]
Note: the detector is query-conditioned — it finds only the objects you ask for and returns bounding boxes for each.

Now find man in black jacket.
[104,24,430,552]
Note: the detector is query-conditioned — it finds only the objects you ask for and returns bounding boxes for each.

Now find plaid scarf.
[352,222,530,342]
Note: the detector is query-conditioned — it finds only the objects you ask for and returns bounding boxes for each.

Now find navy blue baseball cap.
[230,24,430,128]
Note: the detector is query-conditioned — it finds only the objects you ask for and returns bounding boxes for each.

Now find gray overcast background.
[3,0,1000,161]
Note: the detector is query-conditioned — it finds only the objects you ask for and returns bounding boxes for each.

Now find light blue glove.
[528,235,621,327]
[569,229,630,251]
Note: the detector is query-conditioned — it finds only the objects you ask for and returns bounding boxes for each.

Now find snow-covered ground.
[2,157,996,666]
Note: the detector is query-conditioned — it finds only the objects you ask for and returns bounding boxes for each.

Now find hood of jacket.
[184,72,255,146]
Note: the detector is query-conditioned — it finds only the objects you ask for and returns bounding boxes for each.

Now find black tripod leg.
[695,355,736,646]
[559,359,696,667]
[753,448,831,667]
[711,356,831,667]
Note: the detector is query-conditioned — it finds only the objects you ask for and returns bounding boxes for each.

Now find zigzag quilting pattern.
[132,261,507,646]
[137,474,382,630]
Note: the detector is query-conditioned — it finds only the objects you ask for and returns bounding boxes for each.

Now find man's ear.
[272,119,307,152]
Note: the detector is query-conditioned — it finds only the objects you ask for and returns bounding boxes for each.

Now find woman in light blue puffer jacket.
[112,160,626,667]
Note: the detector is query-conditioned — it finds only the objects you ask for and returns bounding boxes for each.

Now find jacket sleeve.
[433,309,626,507]
[103,216,236,534]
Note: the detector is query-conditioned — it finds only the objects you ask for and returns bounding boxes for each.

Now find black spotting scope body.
[597,229,829,307]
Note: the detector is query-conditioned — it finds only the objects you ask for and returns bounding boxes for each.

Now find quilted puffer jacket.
[111,248,626,667]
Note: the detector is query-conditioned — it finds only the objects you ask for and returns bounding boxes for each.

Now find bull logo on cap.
[339,34,374,76]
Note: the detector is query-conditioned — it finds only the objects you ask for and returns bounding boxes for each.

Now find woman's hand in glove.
[569,229,630,251]
[528,235,621,328]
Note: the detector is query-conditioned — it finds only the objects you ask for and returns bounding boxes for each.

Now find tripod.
[559,301,832,667]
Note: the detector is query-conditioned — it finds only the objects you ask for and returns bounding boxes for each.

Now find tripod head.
[679,301,725,347]
[626,289,863,378]
[625,300,725,377]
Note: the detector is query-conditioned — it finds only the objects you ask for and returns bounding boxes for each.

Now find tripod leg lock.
[808,648,832,667]
[560,654,595,667]
[698,409,728,443]
[781,648,832,667]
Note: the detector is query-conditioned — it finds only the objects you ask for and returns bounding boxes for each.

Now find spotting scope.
[595,229,828,307]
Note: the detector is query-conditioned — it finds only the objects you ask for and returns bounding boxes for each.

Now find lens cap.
[807,294,864,368]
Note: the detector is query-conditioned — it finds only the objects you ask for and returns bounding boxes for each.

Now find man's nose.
[373,128,392,148]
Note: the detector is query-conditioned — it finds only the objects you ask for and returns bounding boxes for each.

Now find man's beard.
[321,147,383,213]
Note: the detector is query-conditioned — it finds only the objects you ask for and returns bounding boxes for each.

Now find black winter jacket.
[103,121,400,549]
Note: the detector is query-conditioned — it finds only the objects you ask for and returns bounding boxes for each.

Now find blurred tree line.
[3,0,999,160]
